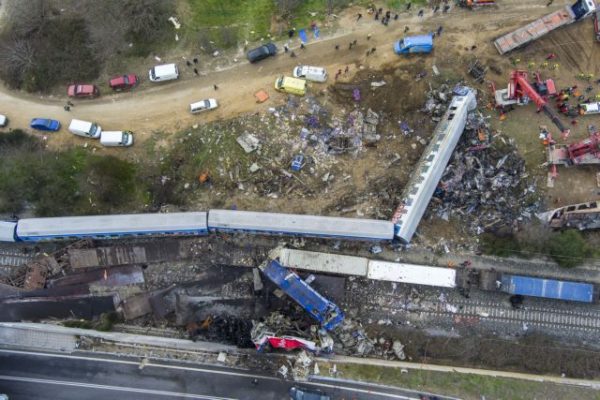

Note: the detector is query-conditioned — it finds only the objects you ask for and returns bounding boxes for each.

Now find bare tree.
[123,0,173,39]
[276,0,303,20]
[6,0,50,36]
[0,35,35,87]
[82,0,128,58]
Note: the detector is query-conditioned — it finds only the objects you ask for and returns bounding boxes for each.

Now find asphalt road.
[0,348,447,400]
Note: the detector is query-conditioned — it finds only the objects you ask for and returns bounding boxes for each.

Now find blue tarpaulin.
[501,275,594,303]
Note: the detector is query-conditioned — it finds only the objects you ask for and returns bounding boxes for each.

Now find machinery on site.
[494,0,597,54]
[494,70,569,136]
[547,127,600,165]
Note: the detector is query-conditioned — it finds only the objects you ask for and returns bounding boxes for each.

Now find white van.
[68,119,102,139]
[100,131,134,147]
[148,63,179,82]
[292,66,328,82]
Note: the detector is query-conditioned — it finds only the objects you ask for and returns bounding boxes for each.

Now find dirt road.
[0,1,579,148]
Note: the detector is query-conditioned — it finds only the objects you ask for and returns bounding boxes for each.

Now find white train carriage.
[208,210,394,241]
[367,260,457,288]
[0,221,17,242]
[16,212,208,241]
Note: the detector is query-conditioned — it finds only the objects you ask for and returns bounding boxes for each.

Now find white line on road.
[0,374,234,399]
[310,381,418,399]
[0,348,428,398]
[0,348,278,381]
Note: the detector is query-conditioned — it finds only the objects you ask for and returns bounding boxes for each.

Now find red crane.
[567,130,600,164]
[507,70,570,137]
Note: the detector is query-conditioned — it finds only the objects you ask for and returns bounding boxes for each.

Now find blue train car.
[16,212,208,241]
[209,209,394,241]
[501,274,595,303]
[260,260,344,330]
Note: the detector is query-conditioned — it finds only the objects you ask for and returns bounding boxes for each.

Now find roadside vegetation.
[334,363,600,400]
[0,0,368,92]
[0,131,141,216]
[0,0,174,92]
[480,225,594,268]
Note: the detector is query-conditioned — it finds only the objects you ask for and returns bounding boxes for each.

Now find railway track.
[369,294,600,333]
[0,249,34,267]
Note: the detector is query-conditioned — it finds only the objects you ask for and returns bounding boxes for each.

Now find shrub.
[547,229,591,268]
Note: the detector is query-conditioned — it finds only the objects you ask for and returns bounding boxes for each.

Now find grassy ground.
[184,0,275,46]
[333,363,600,400]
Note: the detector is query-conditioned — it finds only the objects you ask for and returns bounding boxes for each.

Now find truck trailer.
[494,0,596,54]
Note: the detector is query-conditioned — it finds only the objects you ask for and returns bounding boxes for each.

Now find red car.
[67,84,99,98]
[109,74,139,91]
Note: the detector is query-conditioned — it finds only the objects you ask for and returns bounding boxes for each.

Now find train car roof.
[16,212,207,237]
[208,209,394,240]
[367,260,457,288]
[0,221,17,242]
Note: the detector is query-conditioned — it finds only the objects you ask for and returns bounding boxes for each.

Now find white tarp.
[367,260,456,288]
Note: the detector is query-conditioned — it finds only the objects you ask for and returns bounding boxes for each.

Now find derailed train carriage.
[0,209,395,242]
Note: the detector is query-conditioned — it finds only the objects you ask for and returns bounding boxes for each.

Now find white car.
[0,115,7,127]
[189,98,218,114]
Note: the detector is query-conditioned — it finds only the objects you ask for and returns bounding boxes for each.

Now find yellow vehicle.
[274,76,306,96]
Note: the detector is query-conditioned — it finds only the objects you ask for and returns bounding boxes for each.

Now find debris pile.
[422,84,454,122]
[432,112,540,233]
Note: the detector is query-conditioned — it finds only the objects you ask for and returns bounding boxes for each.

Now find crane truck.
[494,0,596,54]
[495,70,569,136]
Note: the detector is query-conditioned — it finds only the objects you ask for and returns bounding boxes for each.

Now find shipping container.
[501,274,594,303]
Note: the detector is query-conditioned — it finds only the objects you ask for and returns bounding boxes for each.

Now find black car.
[247,43,277,63]
[289,386,331,400]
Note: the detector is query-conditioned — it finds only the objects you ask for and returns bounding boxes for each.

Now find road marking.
[0,348,279,381]
[309,381,417,399]
[0,374,234,399]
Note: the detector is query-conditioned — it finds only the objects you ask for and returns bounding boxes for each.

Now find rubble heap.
[432,112,540,234]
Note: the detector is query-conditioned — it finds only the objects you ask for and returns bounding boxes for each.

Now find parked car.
[292,66,328,82]
[30,118,60,131]
[289,386,330,400]
[67,84,100,98]
[247,43,277,63]
[109,74,139,91]
[0,115,7,127]
[189,98,218,114]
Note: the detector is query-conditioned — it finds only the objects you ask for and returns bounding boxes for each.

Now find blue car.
[30,118,61,131]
